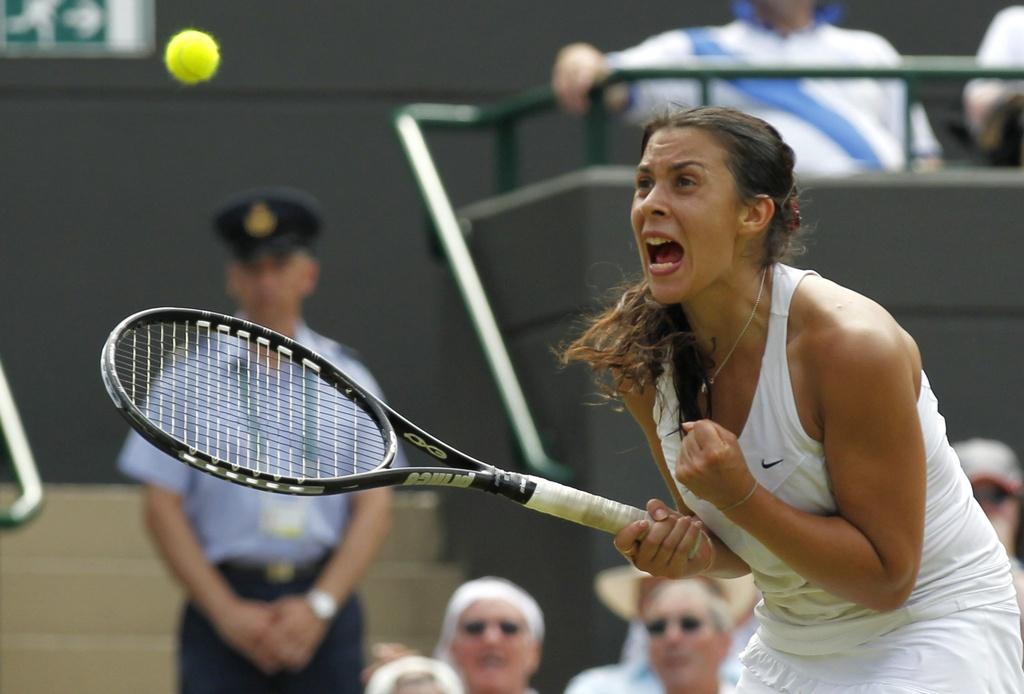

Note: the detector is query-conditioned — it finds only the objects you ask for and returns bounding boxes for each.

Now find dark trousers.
[178,566,364,694]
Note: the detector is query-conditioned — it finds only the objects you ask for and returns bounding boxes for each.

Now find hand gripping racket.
[100,308,648,536]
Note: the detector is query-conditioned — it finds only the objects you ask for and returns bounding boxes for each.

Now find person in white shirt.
[644,580,737,694]
[552,0,942,175]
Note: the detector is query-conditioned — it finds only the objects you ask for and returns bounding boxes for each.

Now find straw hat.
[594,564,758,625]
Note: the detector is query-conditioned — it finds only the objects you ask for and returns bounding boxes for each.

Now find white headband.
[433,576,545,663]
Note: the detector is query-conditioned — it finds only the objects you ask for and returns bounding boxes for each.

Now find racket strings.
[112,321,390,481]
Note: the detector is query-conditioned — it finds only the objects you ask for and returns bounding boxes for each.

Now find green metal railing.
[393,57,1024,481]
[0,355,44,527]
[394,108,574,482]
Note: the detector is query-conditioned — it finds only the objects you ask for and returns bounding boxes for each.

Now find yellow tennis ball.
[164,29,220,85]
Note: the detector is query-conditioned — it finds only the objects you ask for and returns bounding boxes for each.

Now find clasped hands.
[216,594,331,674]
[614,420,758,578]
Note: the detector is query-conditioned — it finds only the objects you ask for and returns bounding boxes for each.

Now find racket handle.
[523,476,647,535]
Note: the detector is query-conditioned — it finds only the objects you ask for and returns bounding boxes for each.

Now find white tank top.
[654,263,1015,656]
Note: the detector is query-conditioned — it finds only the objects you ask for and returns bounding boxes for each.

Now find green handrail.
[394,109,573,482]
[393,57,1024,483]
[0,355,44,527]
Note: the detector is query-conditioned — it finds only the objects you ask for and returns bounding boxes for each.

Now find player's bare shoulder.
[787,274,921,403]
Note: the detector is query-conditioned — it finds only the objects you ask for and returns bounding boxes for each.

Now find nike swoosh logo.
[761,458,784,469]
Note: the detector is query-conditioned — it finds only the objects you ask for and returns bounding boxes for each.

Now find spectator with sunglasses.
[953,437,1024,640]
[433,577,544,694]
[646,580,737,694]
[568,564,757,692]
[362,577,543,693]
[566,578,736,694]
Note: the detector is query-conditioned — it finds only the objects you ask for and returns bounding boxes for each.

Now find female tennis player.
[563,106,1024,692]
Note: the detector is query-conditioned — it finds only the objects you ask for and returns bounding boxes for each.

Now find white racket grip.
[523,476,647,535]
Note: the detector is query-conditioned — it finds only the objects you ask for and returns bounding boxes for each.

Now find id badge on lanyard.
[260,496,311,539]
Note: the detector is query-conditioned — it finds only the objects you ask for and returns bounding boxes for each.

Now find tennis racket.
[100,307,648,536]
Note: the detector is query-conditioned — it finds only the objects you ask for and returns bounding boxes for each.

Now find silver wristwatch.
[305,589,338,620]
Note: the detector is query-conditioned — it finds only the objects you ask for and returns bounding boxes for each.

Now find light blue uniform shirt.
[563,661,661,694]
[564,661,737,694]
[117,321,406,565]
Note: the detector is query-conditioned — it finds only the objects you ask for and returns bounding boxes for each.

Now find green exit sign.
[2,0,152,55]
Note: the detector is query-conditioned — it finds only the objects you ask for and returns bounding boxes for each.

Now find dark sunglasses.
[974,487,1015,505]
[645,615,704,637]
[460,620,522,637]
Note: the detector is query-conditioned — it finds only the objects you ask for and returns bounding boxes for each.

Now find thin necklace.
[701,267,768,395]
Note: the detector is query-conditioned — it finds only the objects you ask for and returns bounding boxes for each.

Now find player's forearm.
[313,487,393,602]
[725,487,918,611]
[143,486,239,620]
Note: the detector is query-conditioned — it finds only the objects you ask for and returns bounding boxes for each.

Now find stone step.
[0,484,460,694]
[0,634,175,694]
[0,484,154,559]
[1,557,181,635]
[0,562,460,693]
[0,484,442,563]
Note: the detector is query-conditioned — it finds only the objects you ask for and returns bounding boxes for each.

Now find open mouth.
[646,237,684,274]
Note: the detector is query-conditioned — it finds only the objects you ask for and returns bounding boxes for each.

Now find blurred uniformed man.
[118,186,403,694]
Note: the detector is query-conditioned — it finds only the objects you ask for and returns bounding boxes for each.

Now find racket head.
[101,307,399,495]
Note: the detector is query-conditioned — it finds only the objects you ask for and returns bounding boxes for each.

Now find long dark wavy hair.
[561,107,806,422]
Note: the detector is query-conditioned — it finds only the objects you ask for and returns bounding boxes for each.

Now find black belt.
[217,557,327,584]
